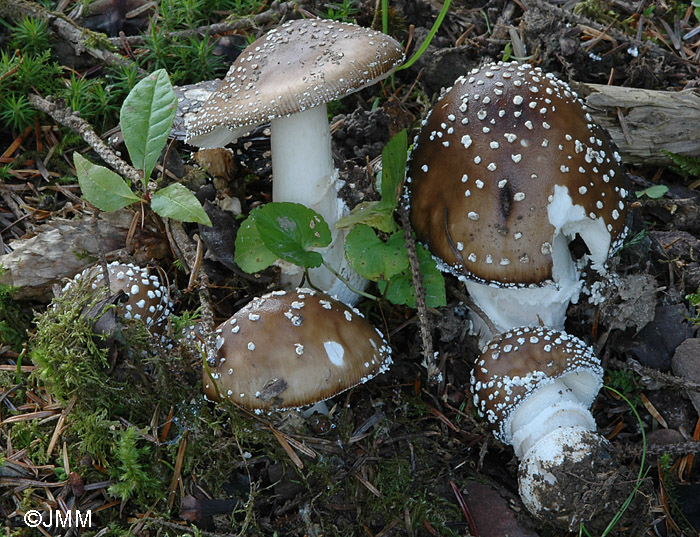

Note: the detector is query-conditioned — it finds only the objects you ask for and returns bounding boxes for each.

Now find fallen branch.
[0,209,133,300]
[28,94,142,184]
[574,83,700,166]
[0,0,140,71]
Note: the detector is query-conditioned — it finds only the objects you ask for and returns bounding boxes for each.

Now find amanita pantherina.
[471,326,640,530]
[202,288,392,413]
[66,261,172,338]
[406,61,629,336]
[186,19,404,303]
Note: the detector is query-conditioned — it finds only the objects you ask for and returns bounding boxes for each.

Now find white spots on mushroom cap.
[469,325,602,444]
[65,261,172,338]
[185,18,405,147]
[203,287,393,413]
[406,60,629,289]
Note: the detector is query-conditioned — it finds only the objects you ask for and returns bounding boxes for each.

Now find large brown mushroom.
[186,19,404,303]
[406,61,629,335]
[202,288,392,413]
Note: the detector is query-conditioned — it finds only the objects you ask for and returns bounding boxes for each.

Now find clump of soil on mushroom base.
[520,430,650,535]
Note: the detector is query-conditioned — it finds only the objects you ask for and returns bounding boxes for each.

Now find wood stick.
[574,82,700,166]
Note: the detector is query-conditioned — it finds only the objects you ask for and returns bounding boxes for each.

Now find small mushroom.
[186,19,404,303]
[470,326,639,529]
[202,288,392,413]
[406,61,629,336]
[67,261,172,338]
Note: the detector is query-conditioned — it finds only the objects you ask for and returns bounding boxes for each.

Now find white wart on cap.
[407,61,629,332]
[202,288,392,412]
[68,261,172,337]
[470,326,602,459]
[186,19,404,304]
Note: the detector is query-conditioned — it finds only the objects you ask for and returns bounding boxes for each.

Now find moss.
[0,280,31,352]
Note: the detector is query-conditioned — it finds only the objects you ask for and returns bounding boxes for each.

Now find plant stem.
[320,261,378,301]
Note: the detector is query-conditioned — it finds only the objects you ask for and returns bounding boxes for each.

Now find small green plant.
[108,426,161,503]
[234,130,446,307]
[0,93,36,132]
[662,150,700,182]
[605,368,643,409]
[74,68,212,226]
[7,16,52,56]
[322,0,360,22]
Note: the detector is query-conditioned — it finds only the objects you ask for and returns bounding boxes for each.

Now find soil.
[1,0,700,536]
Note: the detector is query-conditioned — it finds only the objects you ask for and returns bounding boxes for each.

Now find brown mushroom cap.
[186,19,404,148]
[69,261,172,336]
[407,61,629,287]
[202,288,392,412]
[470,326,602,444]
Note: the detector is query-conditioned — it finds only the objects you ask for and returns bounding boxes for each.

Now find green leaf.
[345,224,408,281]
[74,152,141,211]
[378,129,407,208]
[335,201,397,233]
[254,202,331,268]
[120,68,177,182]
[234,213,279,273]
[635,185,669,199]
[378,243,446,308]
[150,183,212,225]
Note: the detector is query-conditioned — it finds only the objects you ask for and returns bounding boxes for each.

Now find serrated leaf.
[345,225,408,281]
[234,213,279,273]
[74,152,141,211]
[254,202,331,268]
[151,183,212,225]
[378,243,445,308]
[120,68,177,182]
[335,201,397,233]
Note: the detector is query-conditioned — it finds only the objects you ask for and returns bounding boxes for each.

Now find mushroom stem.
[270,105,365,304]
[270,106,338,225]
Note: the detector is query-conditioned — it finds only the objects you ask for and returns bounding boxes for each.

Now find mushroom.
[470,326,641,530]
[186,19,405,303]
[406,61,629,337]
[202,287,392,413]
[66,261,172,338]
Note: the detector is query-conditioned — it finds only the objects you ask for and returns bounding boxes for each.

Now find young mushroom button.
[186,19,405,304]
[470,326,639,530]
[202,288,392,413]
[406,61,629,335]
[66,261,172,338]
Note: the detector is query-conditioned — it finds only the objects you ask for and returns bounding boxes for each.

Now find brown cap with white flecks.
[68,261,172,336]
[407,61,629,287]
[185,18,404,148]
[470,326,602,444]
[202,288,392,412]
